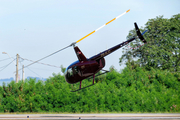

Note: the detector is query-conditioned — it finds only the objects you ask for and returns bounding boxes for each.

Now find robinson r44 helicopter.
[64,22,147,92]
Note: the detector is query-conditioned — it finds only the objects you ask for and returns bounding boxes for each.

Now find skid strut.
[93,74,95,84]
[71,70,109,92]
[80,80,82,89]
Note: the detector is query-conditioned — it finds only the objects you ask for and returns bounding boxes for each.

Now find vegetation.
[0,66,179,113]
[120,14,180,72]
[0,14,179,113]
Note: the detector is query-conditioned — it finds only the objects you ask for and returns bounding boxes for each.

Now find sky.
[0,0,180,80]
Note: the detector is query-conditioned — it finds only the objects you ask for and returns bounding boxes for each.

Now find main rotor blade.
[76,9,130,44]
[16,45,71,72]
[16,9,130,72]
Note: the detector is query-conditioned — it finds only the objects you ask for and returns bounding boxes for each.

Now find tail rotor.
[134,22,147,43]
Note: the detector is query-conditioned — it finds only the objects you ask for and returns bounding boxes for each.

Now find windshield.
[65,66,79,79]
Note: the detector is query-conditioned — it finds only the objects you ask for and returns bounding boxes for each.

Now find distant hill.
[0,77,47,86]
[0,77,14,86]
[26,77,47,81]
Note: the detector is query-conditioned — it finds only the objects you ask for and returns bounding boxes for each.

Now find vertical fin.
[74,46,87,62]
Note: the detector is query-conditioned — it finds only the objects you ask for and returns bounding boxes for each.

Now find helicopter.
[64,22,147,92]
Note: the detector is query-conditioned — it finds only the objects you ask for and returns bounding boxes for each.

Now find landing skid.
[71,83,97,92]
[88,69,109,79]
[71,69,109,92]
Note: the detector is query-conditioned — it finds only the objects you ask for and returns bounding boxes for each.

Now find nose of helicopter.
[64,68,72,84]
[64,67,79,84]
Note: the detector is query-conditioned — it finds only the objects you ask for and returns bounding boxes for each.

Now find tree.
[60,65,66,74]
[120,14,180,72]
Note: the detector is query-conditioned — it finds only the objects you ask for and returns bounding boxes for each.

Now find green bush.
[0,66,179,113]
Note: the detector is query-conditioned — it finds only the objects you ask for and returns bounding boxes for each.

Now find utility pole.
[22,65,25,82]
[16,54,19,83]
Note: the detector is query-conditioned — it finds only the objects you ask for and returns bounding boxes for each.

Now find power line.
[0,57,12,62]
[26,67,43,78]
[26,67,59,71]
[20,57,61,68]
[0,59,15,72]
[0,64,10,69]
[17,45,71,72]
[19,59,42,79]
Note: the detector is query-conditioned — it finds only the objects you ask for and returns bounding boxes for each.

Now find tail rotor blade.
[142,30,148,35]
[134,22,147,43]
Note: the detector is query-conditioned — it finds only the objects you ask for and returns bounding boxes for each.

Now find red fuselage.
[65,58,105,84]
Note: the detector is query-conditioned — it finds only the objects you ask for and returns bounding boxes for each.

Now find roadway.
[0,113,180,119]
